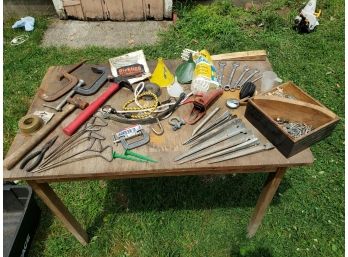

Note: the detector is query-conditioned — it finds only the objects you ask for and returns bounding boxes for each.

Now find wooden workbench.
[3,59,314,245]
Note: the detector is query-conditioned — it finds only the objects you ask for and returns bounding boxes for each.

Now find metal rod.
[182,112,233,145]
[191,107,220,136]
[189,119,243,148]
[177,135,254,164]
[207,143,274,164]
[194,138,260,163]
[175,127,248,162]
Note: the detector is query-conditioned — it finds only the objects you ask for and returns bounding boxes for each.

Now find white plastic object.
[167,77,184,97]
[295,0,319,31]
[260,71,282,93]
[12,16,35,31]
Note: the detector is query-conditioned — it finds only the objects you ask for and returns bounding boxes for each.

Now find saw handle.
[63,82,120,136]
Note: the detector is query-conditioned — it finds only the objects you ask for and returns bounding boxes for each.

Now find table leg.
[247,167,287,238]
[27,181,89,245]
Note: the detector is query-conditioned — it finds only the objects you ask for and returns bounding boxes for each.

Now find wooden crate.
[245,82,340,157]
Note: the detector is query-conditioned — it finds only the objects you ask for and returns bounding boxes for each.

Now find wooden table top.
[3,59,313,182]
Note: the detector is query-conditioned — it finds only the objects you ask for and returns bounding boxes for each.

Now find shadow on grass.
[230,246,273,257]
[87,173,290,237]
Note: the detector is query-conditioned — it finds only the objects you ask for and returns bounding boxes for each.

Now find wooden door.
[60,0,168,21]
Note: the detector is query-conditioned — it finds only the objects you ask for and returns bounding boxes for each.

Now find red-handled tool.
[63,80,133,136]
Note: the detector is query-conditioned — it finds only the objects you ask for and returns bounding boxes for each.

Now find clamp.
[112,125,150,150]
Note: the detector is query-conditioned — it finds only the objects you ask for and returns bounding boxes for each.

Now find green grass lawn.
[3,0,344,256]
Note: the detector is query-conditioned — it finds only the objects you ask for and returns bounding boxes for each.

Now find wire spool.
[18,114,44,134]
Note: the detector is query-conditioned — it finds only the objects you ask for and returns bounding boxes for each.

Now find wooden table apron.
[3,59,314,245]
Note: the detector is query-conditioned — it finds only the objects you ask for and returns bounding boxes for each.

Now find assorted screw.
[266,88,297,100]
[276,118,312,138]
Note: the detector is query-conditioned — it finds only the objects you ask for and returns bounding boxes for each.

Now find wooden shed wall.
[57,0,171,21]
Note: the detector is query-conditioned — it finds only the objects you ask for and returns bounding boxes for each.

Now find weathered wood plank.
[64,0,85,20]
[80,0,105,20]
[103,0,124,20]
[28,181,89,245]
[3,60,314,182]
[212,50,267,61]
[144,0,163,20]
[122,0,144,21]
[247,167,287,237]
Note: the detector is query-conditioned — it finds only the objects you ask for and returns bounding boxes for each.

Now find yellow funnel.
[150,58,174,87]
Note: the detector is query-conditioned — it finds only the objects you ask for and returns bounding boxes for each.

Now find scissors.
[20,136,58,172]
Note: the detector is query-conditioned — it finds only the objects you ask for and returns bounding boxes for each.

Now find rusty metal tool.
[75,67,108,95]
[43,79,85,111]
[43,67,108,112]
[38,59,87,102]
[4,97,88,170]
[58,59,87,80]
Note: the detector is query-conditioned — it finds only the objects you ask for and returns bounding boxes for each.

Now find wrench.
[224,63,240,91]
[240,69,259,87]
[231,65,250,91]
[217,62,227,84]
[251,75,263,83]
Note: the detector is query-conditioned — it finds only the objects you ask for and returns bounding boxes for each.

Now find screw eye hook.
[151,118,164,135]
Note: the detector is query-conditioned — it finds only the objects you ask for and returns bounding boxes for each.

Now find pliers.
[20,136,58,172]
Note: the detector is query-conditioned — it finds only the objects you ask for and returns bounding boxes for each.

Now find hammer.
[4,97,88,170]
[63,78,133,136]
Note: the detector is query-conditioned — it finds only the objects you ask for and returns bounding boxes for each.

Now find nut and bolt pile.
[275,118,312,138]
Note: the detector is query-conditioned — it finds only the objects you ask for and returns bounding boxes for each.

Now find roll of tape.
[18,114,43,134]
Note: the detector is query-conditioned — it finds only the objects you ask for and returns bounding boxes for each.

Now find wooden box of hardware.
[245,81,340,157]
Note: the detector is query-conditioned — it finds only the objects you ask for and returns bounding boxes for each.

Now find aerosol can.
[294,0,321,33]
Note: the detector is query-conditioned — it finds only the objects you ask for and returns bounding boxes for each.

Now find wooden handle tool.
[4,98,88,170]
